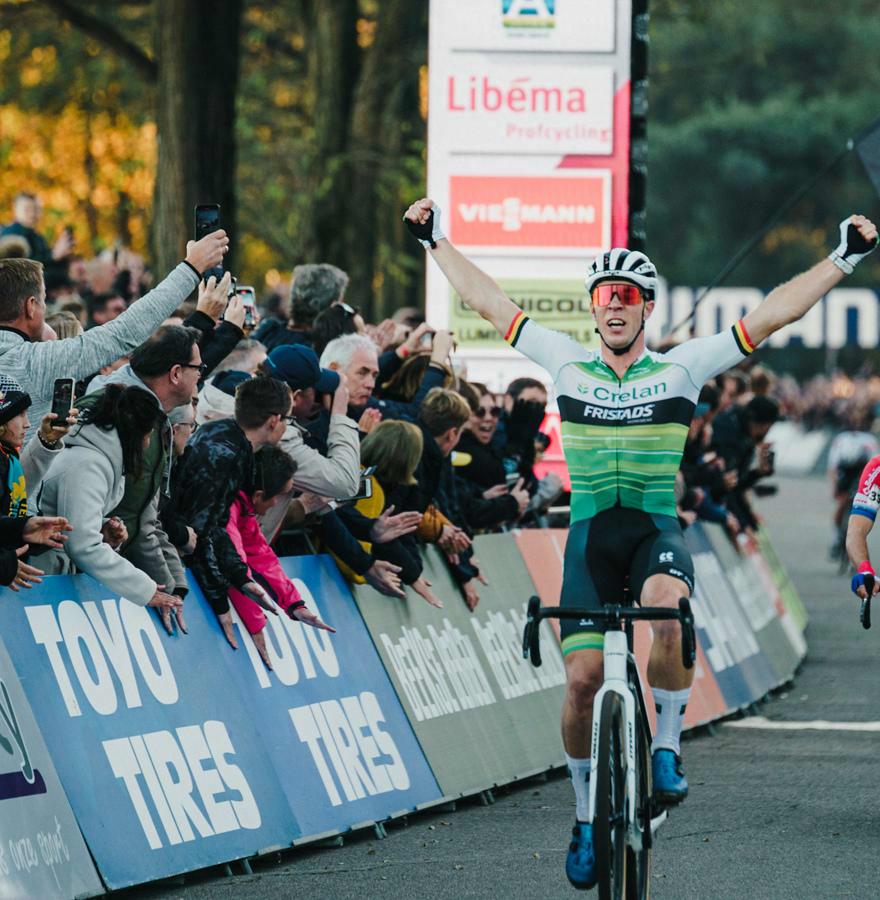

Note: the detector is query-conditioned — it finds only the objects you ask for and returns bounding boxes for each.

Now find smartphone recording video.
[50,378,74,423]
[235,285,258,330]
[194,203,223,281]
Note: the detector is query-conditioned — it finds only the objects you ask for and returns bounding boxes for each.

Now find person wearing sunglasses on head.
[403,196,878,891]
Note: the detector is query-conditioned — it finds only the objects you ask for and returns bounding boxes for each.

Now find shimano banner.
[354,538,567,798]
[0,635,103,899]
[219,555,442,839]
[0,574,298,890]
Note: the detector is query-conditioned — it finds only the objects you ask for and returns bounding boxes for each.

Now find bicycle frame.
[522,597,697,852]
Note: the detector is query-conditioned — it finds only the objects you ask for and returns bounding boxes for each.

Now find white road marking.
[725,716,880,732]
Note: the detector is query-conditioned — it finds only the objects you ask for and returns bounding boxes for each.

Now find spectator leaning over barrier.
[415,387,487,610]
[358,419,443,608]
[170,375,294,649]
[0,229,227,442]
[453,382,528,531]
[34,385,183,628]
[320,331,453,427]
[0,373,78,520]
[711,394,780,533]
[81,324,208,608]
[197,337,267,424]
[227,446,335,669]
[158,400,199,563]
[257,344,360,540]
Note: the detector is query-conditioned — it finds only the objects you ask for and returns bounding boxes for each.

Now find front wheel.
[625,704,652,899]
[595,691,627,900]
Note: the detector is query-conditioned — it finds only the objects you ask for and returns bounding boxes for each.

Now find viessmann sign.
[449,172,610,253]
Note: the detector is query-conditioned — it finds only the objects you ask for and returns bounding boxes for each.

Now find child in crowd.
[226,445,335,668]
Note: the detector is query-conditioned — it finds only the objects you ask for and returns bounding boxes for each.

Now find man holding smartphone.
[0,229,228,442]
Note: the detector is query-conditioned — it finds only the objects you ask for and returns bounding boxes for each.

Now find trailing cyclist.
[402,199,878,890]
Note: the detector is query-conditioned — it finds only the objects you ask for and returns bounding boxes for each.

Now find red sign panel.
[449,174,609,252]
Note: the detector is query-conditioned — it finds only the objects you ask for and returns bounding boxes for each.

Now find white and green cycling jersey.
[504,312,756,523]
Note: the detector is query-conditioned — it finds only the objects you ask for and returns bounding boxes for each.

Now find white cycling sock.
[566,754,591,822]
[651,687,691,755]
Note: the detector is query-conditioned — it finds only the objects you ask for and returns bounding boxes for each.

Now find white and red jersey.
[851,454,880,521]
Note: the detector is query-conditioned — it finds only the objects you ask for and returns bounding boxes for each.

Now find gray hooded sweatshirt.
[35,422,157,605]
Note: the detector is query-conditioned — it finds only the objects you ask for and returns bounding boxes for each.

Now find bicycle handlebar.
[522,596,698,670]
[861,574,873,630]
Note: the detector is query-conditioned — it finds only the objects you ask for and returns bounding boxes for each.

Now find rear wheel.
[626,706,652,899]
[595,691,627,900]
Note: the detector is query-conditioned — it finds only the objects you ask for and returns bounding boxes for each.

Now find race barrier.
[0,525,805,895]
[353,538,568,798]
[0,639,103,900]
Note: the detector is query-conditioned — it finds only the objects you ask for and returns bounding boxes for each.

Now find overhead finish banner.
[353,539,567,798]
[427,0,633,376]
[219,556,442,839]
[0,635,104,900]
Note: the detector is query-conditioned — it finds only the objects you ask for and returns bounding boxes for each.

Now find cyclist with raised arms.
[403,198,877,891]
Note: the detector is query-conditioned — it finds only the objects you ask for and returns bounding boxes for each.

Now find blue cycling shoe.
[566,821,597,890]
[652,748,689,806]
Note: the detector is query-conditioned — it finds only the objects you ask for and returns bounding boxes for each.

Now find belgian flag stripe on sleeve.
[505,311,528,347]
[732,319,756,355]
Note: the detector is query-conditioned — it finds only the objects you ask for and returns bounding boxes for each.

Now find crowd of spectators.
[0,190,569,667]
[675,365,782,538]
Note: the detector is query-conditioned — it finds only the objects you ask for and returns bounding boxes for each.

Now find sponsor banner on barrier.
[354,539,566,798]
[0,635,104,900]
[220,556,442,838]
[685,526,780,709]
[515,529,729,729]
[0,575,299,890]
[754,527,809,632]
[702,527,805,682]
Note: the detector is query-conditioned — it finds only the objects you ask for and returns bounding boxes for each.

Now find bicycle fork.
[588,633,637,832]
[587,632,666,851]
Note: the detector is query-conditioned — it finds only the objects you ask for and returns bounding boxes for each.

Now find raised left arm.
[743,214,878,347]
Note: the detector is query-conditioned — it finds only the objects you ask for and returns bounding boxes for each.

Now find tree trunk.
[153,0,242,280]
[302,0,360,266]
[344,1,427,318]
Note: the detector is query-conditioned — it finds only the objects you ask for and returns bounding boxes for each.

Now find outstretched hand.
[370,505,422,543]
[22,516,71,549]
[287,603,336,633]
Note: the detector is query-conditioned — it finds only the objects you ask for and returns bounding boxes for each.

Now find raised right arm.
[403,198,520,337]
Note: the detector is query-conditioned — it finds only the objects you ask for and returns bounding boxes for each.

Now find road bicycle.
[522,595,697,900]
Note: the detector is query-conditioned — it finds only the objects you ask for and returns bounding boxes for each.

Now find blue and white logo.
[502,0,556,30]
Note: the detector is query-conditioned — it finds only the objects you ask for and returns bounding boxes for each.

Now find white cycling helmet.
[585,248,658,301]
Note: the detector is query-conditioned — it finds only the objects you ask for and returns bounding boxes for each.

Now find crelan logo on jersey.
[502,0,556,29]
[575,382,668,402]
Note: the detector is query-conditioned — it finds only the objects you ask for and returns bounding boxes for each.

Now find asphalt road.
[130,474,879,900]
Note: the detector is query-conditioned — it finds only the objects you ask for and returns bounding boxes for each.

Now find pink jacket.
[226,491,304,633]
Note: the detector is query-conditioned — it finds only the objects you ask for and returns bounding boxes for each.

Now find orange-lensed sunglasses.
[590,283,645,307]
